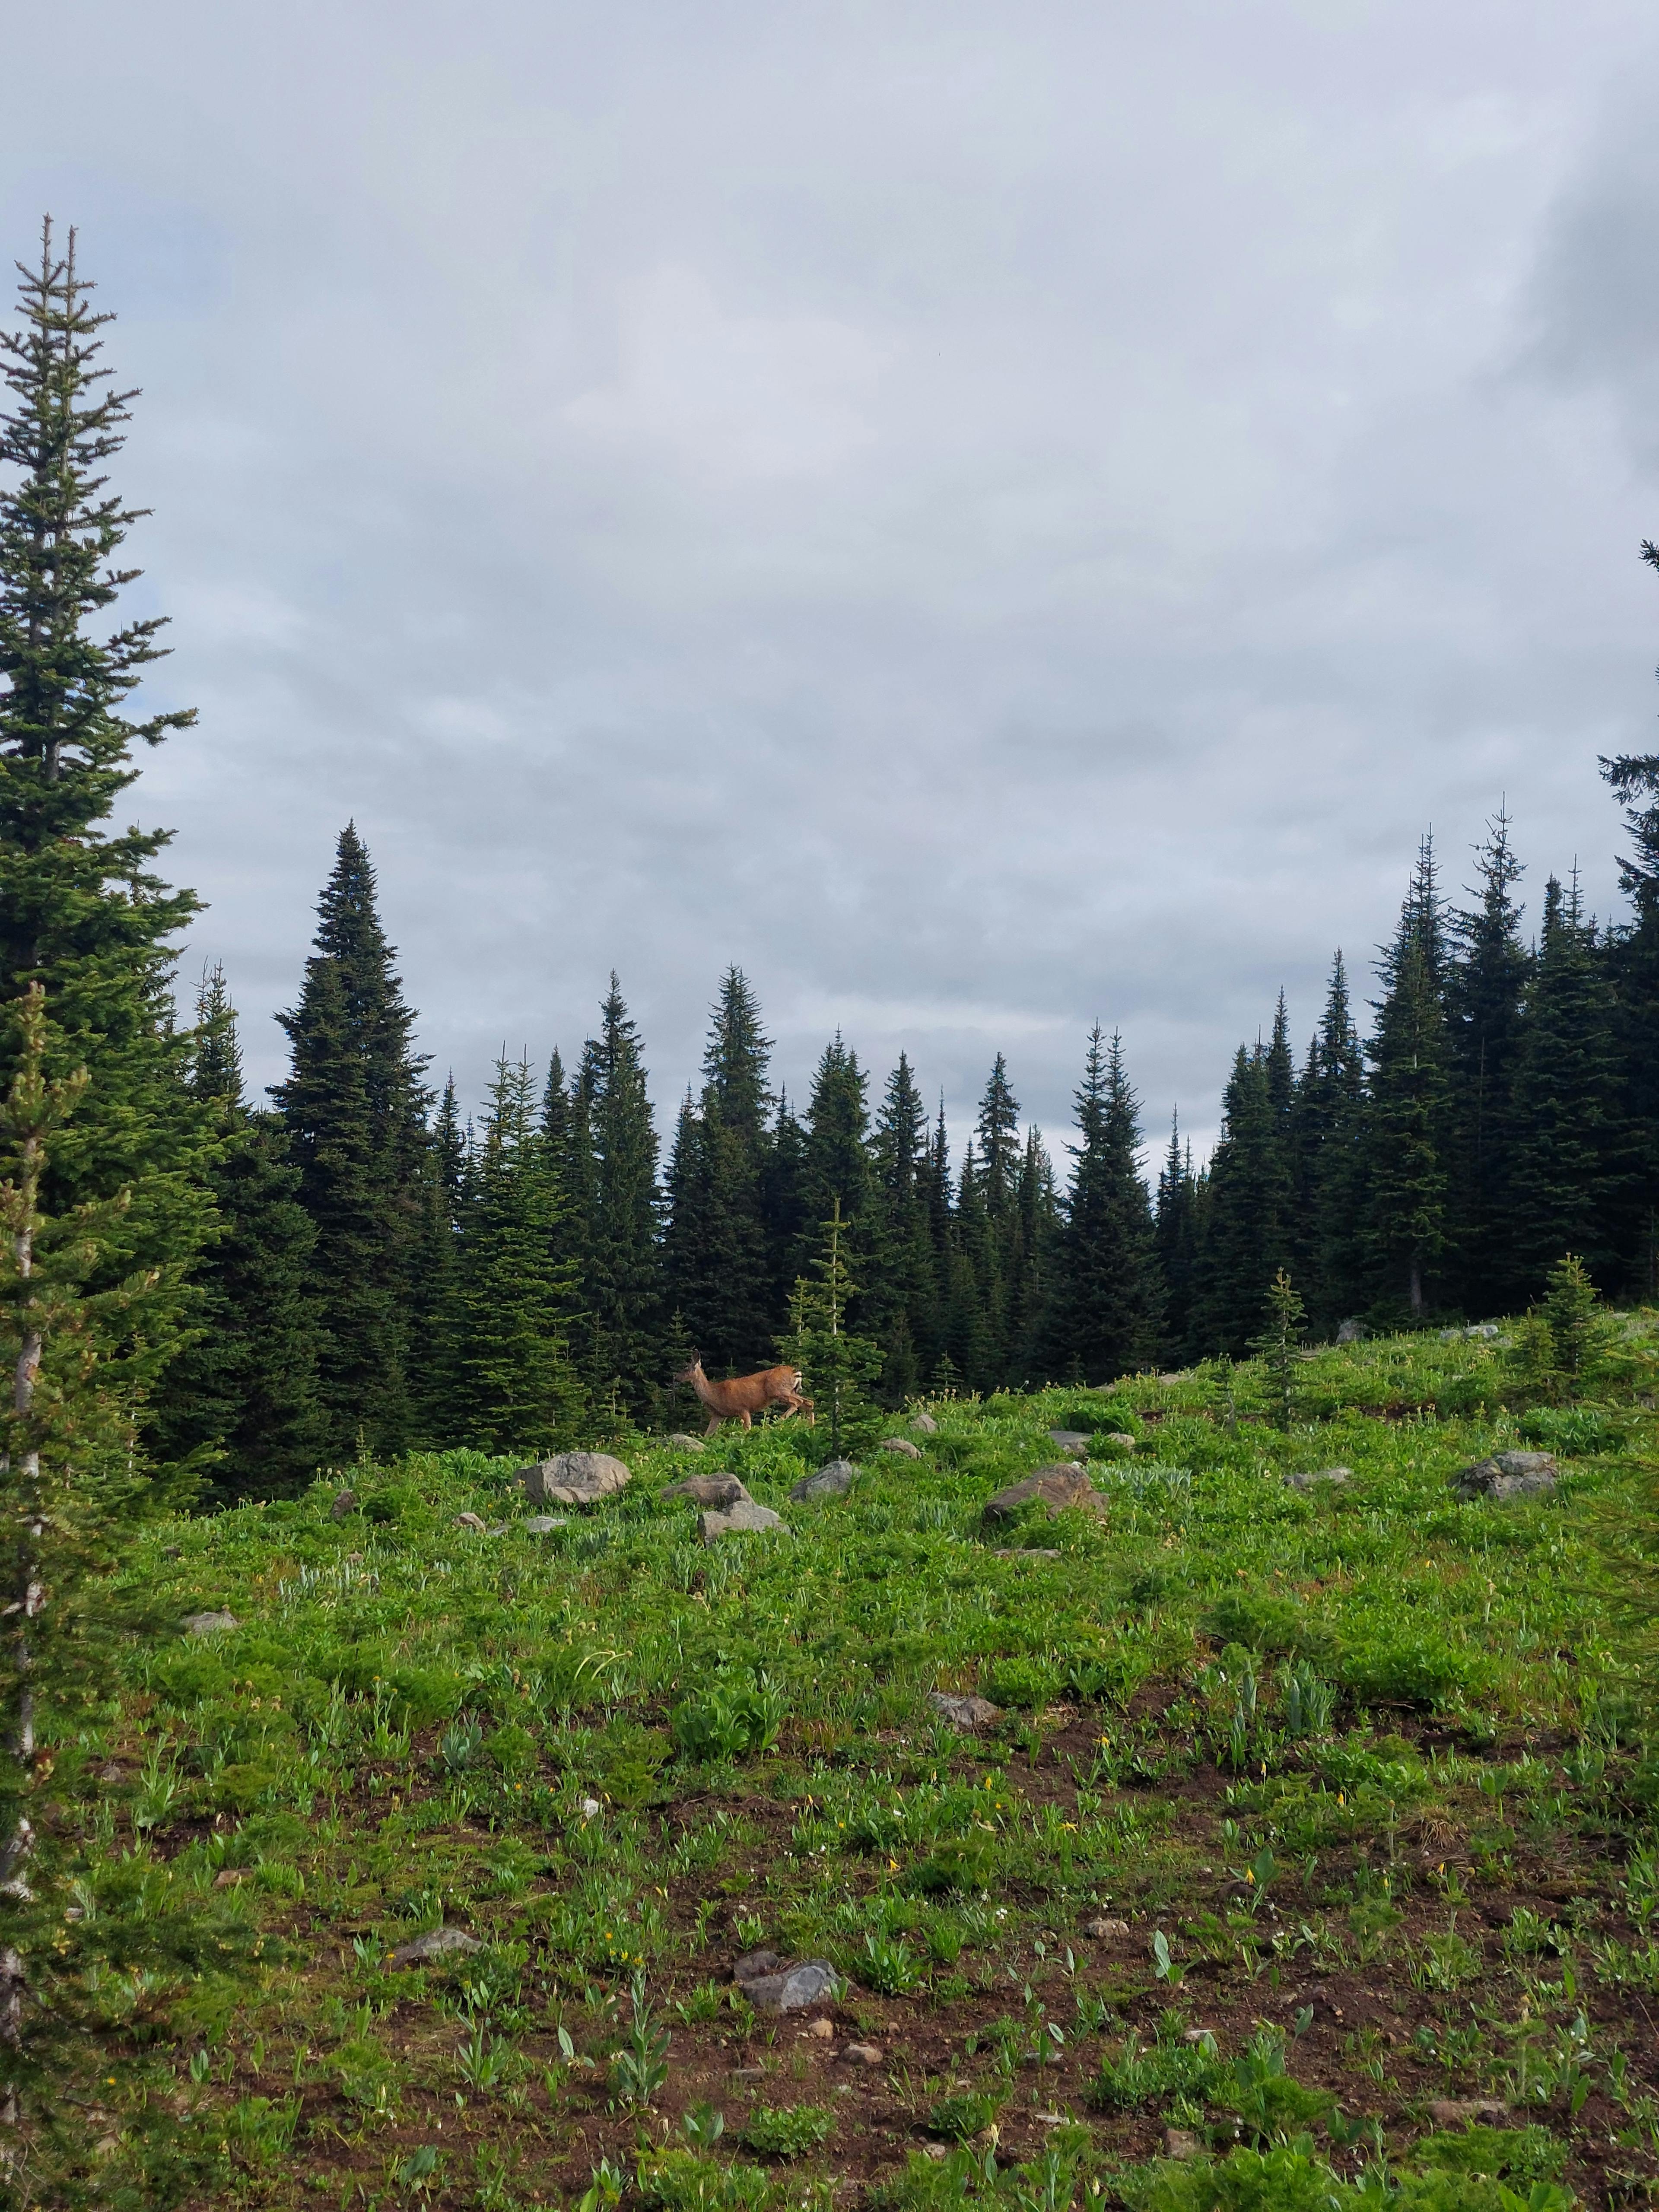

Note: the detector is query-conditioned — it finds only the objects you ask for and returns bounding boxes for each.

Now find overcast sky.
[5,1,1659,1164]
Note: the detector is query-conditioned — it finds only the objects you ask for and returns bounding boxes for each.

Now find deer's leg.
[704,1411,722,1436]
[739,1410,753,1430]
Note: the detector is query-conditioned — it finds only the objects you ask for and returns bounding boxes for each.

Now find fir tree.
[945,1142,998,1391]
[1507,874,1622,1290]
[797,1034,875,1298]
[0,219,216,1442]
[1046,1027,1161,1383]
[1191,1045,1291,1353]
[1007,1123,1060,1385]
[576,974,661,1406]
[456,1053,583,1452]
[662,973,775,1370]
[869,1053,937,1398]
[780,1197,884,1457]
[1297,953,1368,1330]
[1366,836,1453,1317]
[272,826,434,1454]
[1600,577,1659,1296]
[1446,811,1530,1310]
[1155,1113,1200,1361]
[151,968,327,1501]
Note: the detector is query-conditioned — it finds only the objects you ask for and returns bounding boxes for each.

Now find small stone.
[910,1411,939,1435]
[992,1548,1061,1560]
[1046,1430,1090,1459]
[521,1516,567,1534]
[928,1690,1002,1732]
[983,1467,1103,1521]
[1452,1450,1557,1502]
[805,2017,835,2039]
[732,2065,766,2079]
[1285,1466,1352,1492]
[1083,1916,1129,1937]
[743,1961,836,2012]
[734,1949,782,1983]
[1181,2028,1214,2045]
[1163,2129,1202,2161]
[580,1797,601,1821]
[1335,1318,1366,1345]
[98,1764,122,1784]
[386,1926,481,1969]
[699,1500,789,1543]
[666,1433,708,1451]
[879,1436,923,1459]
[1106,1432,1138,1451]
[183,1611,239,1636]
[661,1473,752,1507]
[213,1869,243,1888]
[330,1488,357,1519]
[921,2142,950,2161]
[1427,2098,1509,2128]
[842,2042,883,2066]
[791,1461,857,1502]
[453,1510,490,1532]
[516,1450,632,1507]
[1466,1324,1501,1341]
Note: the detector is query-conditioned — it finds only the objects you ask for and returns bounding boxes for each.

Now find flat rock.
[992,1547,1061,1560]
[1163,2130,1202,2162]
[1106,1431,1138,1451]
[661,1473,752,1507]
[983,1466,1103,1520]
[1427,2098,1509,2128]
[741,1960,836,2012]
[1285,1466,1352,1492]
[1083,1916,1130,1937]
[454,1510,490,1532]
[1046,1430,1090,1458]
[521,1515,567,1534]
[183,1611,239,1636]
[517,1451,631,1507]
[909,1411,939,1434]
[928,1691,1002,1732]
[386,1926,481,1969]
[330,1488,357,1519]
[734,1948,782,1983]
[842,2042,883,2066]
[805,2017,835,2039]
[1452,1450,1557,1502]
[791,1460,857,1502]
[666,1433,707,1451]
[878,1436,922,1458]
[699,1500,788,1543]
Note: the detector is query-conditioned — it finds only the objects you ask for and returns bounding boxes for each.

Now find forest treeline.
[6,226,1659,1509]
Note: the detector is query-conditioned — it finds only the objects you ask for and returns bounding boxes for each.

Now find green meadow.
[35,1319,1659,2212]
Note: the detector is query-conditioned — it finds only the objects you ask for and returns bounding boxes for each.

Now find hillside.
[35,1319,1659,2211]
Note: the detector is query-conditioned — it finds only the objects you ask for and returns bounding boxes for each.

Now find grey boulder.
[329,1488,357,1519]
[928,1690,1002,1732]
[662,1473,752,1507]
[983,1466,1103,1520]
[909,1411,940,1435]
[790,1461,857,1502]
[387,1926,481,1970]
[666,1433,708,1452]
[1047,1430,1091,1459]
[183,1611,240,1636]
[1285,1466,1352,1492]
[735,1955,836,2012]
[521,1515,568,1534]
[1453,1450,1558,1502]
[699,1500,789,1544]
[517,1451,631,1507]
[878,1436,922,1459]
[1335,1318,1367,1345]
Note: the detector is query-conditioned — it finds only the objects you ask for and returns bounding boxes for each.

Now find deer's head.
[672,1357,706,1384]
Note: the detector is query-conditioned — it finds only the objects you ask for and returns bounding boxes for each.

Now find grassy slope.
[34,1323,1659,2210]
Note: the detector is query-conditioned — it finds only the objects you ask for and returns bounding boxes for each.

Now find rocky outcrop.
[734,1951,836,2012]
[1285,1466,1352,1492]
[1452,1450,1557,1502]
[878,1436,922,1459]
[698,1500,788,1543]
[790,1461,857,1502]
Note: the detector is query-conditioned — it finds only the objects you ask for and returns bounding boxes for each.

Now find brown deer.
[673,1357,814,1434]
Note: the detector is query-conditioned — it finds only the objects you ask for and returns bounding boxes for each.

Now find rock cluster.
[928,1690,1001,1732]
[1452,1450,1557,1502]
[734,1948,835,2012]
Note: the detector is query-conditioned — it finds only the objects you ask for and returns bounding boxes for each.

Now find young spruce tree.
[1046,1027,1161,1383]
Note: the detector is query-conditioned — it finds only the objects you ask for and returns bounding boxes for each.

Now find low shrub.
[739,2105,834,2159]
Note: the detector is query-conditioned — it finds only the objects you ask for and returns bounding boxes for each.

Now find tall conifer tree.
[1155,1114,1200,1361]
[1367,837,1453,1316]
[0,219,216,1439]
[1600,566,1659,1296]
[153,969,328,1500]
[1297,953,1368,1328]
[575,975,661,1406]
[1446,813,1530,1309]
[273,826,433,1454]
[797,1034,874,1297]
[1192,1046,1291,1353]
[1507,874,1622,1289]
[869,1053,936,1398]
[1046,1027,1161,1382]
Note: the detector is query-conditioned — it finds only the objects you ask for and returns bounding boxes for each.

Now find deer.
[673,1357,814,1434]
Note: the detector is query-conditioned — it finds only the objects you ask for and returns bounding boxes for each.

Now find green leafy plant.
[739,2104,834,2159]
[609,1977,671,2108]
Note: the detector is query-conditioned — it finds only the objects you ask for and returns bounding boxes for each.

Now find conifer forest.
[16,221,1659,2212]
